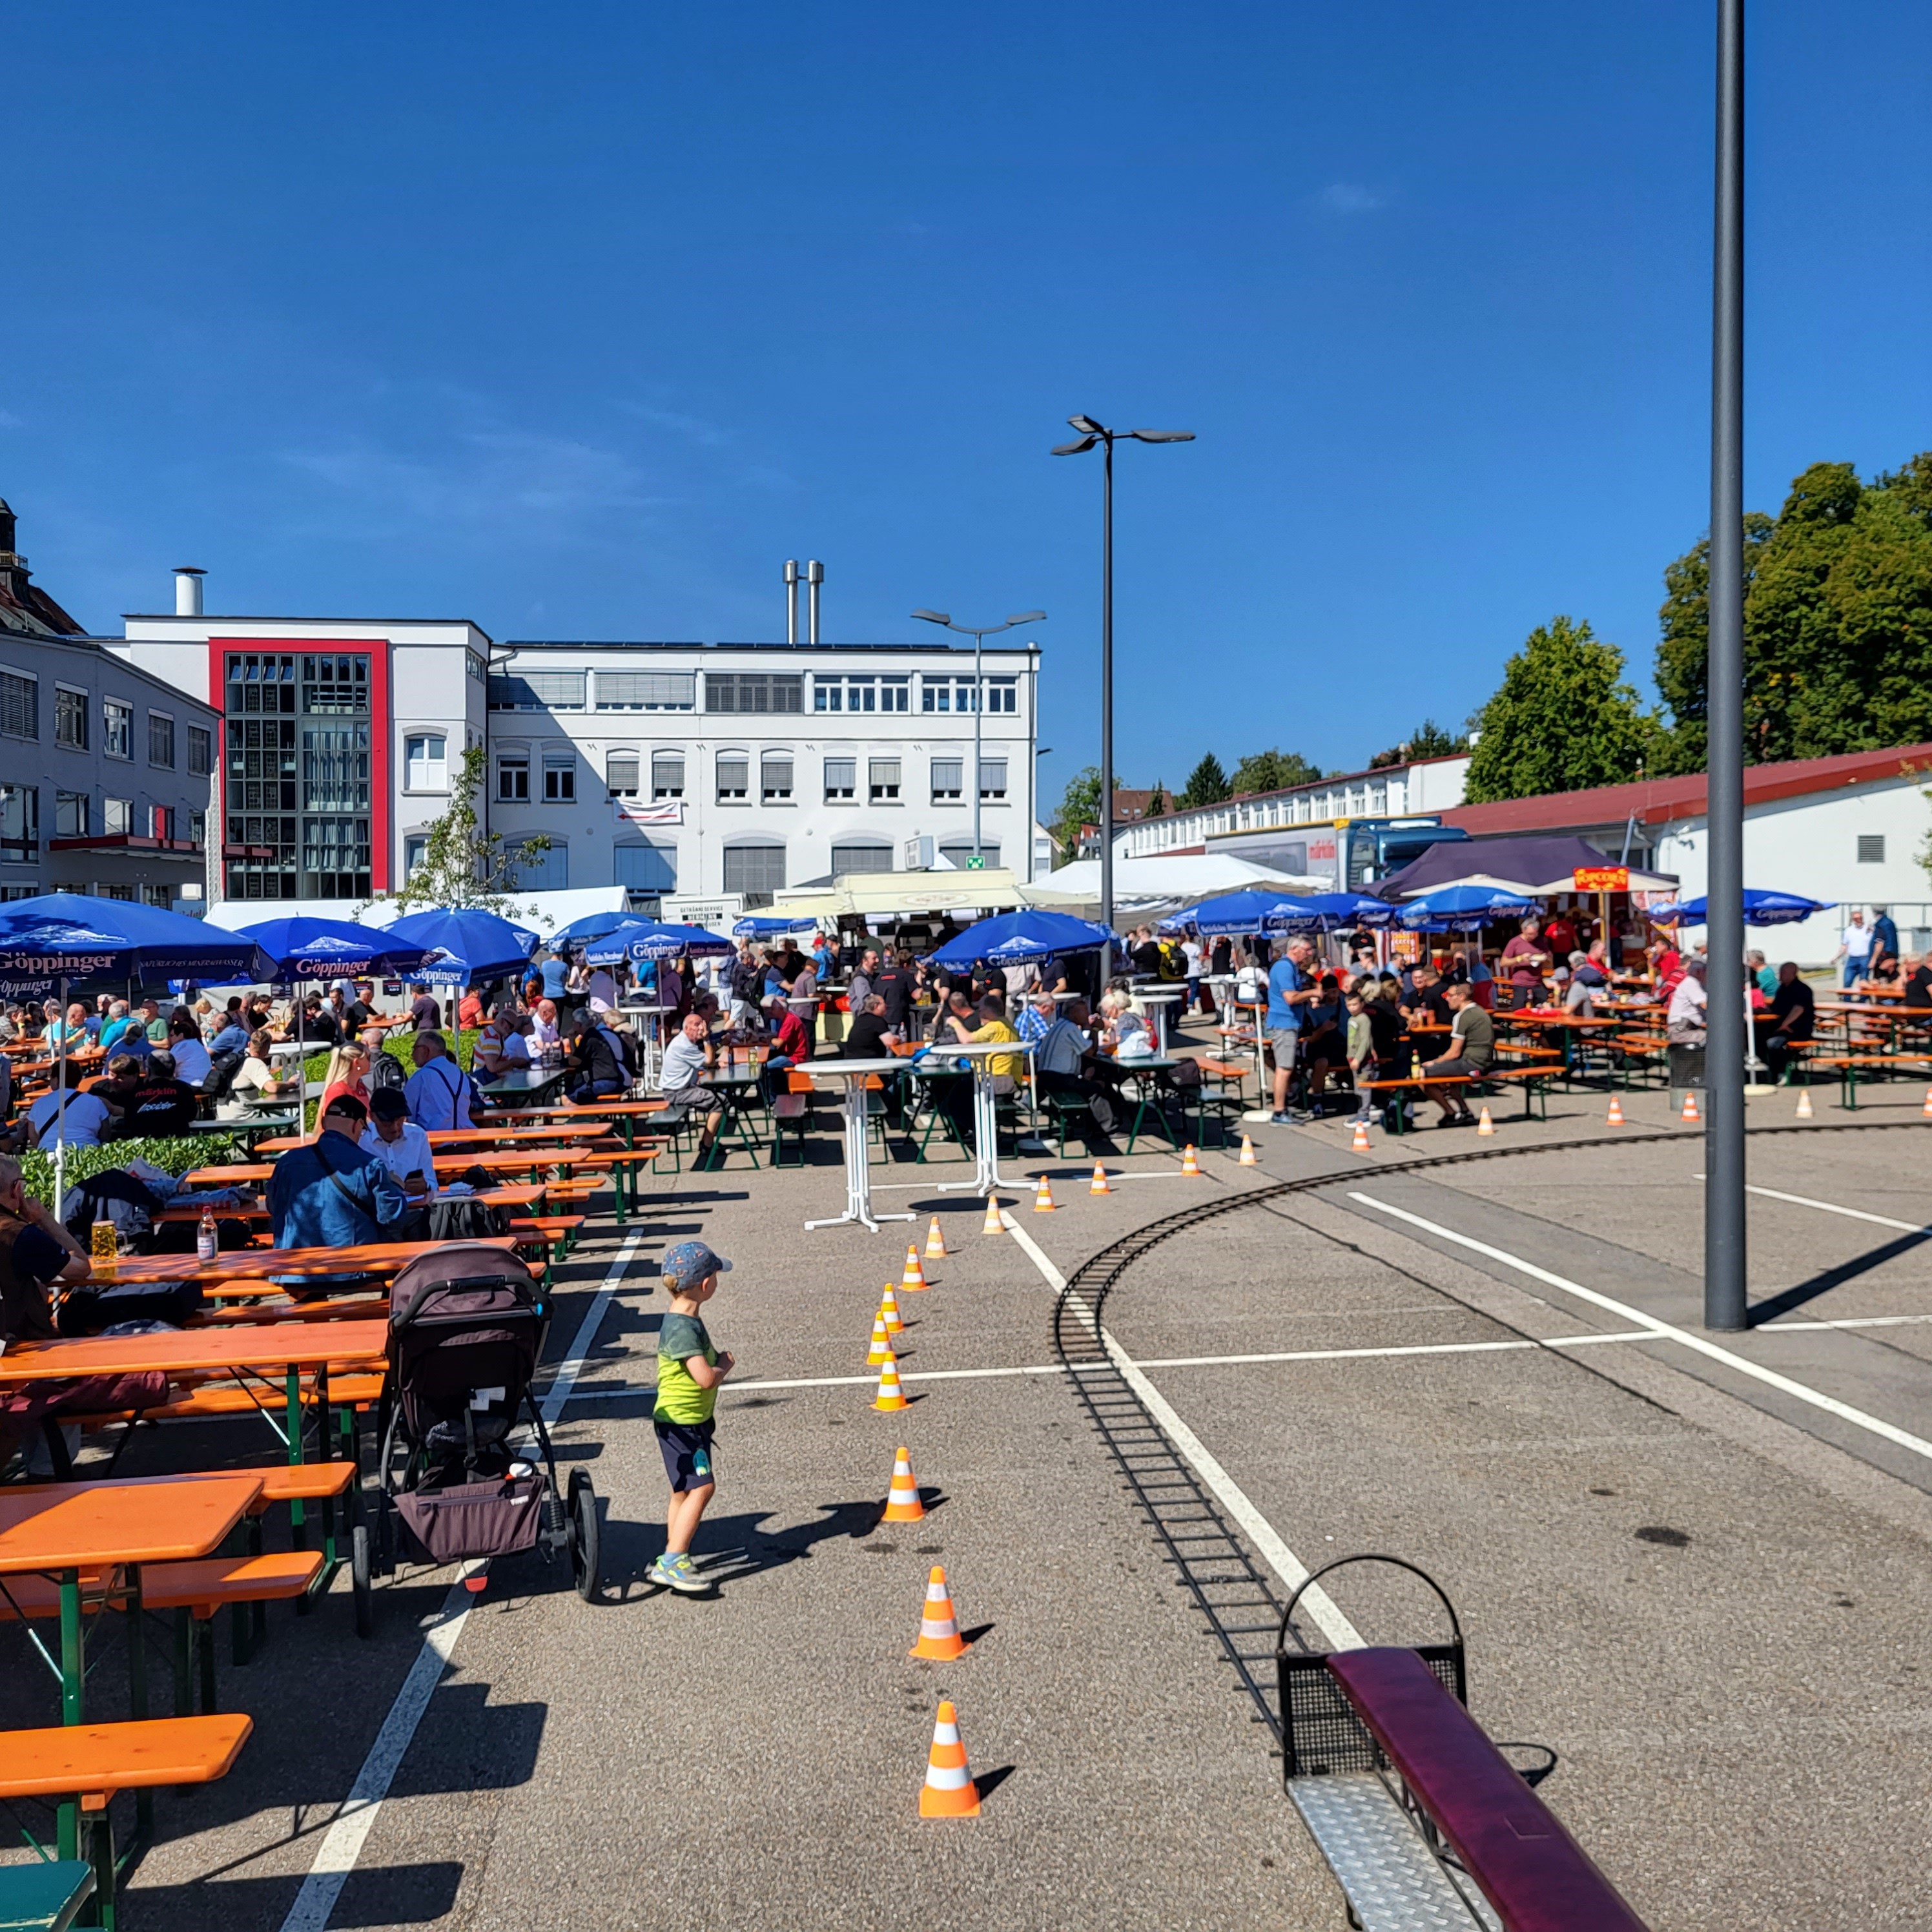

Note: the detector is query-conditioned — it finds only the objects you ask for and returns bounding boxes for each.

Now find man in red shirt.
[1499,917,1552,1009]
[1543,909,1577,961]
[765,998,809,1069]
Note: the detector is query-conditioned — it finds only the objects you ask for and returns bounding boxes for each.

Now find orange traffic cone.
[1350,1119,1372,1153]
[1606,1094,1625,1125]
[1238,1135,1258,1166]
[872,1351,908,1412]
[918,1699,980,1818]
[901,1246,929,1291]
[883,1446,925,1523]
[981,1195,1004,1235]
[1681,1091,1700,1122]
[1475,1105,1495,1136]
[878,1285,905,1334]
[925,1216,949,1260]
[1922,1085,1932,1118]
[1795,1087,1814,1120]
[1033,1174,1057,1212]
[1089,1162,1111,1195]
[909,1565,971,1660]
[867,1313,896,1366]
[1180,1144,1202,1177]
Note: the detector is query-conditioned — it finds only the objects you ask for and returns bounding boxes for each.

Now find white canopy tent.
[1023,853,1327,921]
[770,867,1030,922]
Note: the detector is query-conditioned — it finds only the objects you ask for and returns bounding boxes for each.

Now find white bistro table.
[1133,985,1187,1055]
[907,1036,1039,1199]
[799,1056,919,1235]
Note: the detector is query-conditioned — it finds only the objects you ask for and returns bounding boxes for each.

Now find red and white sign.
[614,800,684,827]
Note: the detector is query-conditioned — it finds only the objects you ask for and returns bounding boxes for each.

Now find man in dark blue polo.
[267,1093,407,1290]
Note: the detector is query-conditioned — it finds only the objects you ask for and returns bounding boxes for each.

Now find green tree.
[1654,453,1932,771]
[1180,753,1231,808]
[386,745,551,916]
[1146,782,1167,817]
[1229,747,1321,794]
[1367,719,1468,768]
[1463,617,1660,803]
[1051,765,1102,865]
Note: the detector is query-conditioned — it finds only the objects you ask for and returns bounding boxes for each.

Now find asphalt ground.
[4,1049,1930,1930]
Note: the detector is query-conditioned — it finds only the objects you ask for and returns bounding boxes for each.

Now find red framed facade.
[207,637,393,896]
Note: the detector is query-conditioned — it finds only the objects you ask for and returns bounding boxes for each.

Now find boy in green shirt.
[648,1240,735,1594]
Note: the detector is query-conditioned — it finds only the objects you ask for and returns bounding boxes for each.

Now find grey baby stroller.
[365,1242,599,1622]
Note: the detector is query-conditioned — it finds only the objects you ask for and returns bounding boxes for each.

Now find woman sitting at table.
[218,1029,294,1120]
[314,1042,371,1135]
[457,985,487,1031]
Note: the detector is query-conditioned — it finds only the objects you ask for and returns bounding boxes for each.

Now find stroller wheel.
[566,1468,601,1603]
[351,1523,375,1639]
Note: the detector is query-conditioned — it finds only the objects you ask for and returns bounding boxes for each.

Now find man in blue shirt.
[1267,936,1319,1124]
[1027,992,1120,1156]
[539,949,572,1002]
[1871,906,1901,980]
[405,1032,474,1130]
[266,1094,407,1289]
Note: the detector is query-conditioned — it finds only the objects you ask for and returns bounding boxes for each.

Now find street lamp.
[910,609,1047,867]
[1051,416,1194,936]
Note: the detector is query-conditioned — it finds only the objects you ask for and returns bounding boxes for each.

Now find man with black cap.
[358,1088,438,1199]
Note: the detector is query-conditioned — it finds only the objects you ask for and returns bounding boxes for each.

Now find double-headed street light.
[1051,416,1194,936]
[910,609,1047,867]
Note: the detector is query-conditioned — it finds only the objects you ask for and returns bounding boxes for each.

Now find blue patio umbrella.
[1650,890,1834,927]
[927,909,1113,970]
[1397,885,1536,932]
[1167,891,1322,938]
[584,920,735,965]
[386,908,540,987]
[546,909,642,948]
[234,916,439,981]
[732,915,820,938]
[1291,892,1402,929]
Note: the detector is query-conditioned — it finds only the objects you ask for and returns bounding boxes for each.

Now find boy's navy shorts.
[655,1418,717,1491]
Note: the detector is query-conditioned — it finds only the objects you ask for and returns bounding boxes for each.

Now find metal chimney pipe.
[806,559,823,644]
[174,567,206,617]
[783,559,799,644]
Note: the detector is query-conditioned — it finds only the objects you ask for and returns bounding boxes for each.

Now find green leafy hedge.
[298,1028,480,1131]
[23,1135,243,1208]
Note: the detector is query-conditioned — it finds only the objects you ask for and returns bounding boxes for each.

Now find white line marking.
[1764,1313,1932,1332]
[1350,1193,1932,1466]
[277,1229,644,1932]
[999,1211,1363,1649]
[1741,1181,1927,1237]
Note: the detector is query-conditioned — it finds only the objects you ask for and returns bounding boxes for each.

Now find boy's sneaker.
[648,1552,708,1594]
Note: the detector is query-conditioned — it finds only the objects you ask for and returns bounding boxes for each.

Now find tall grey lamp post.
[910,610,1047,866]
[1705,0,1746,1330]
[1051,416,1193,937]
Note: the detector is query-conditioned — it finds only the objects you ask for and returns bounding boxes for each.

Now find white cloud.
[1314,182,1387,215]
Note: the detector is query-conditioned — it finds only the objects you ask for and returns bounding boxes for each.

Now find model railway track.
[1049,1117,1924,1745]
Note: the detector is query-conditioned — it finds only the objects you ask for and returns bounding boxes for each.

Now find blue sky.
[6,3,1929,812]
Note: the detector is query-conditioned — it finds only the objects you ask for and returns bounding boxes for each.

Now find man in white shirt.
[1667,958,1709,1043]
[360,1089,438,1197]
[405,1032,474,1131]
[1837,910,1873,989]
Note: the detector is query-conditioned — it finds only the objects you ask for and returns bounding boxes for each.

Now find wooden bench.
[0,1716,251,1924]
[509,1215,588,1282]
[1805,1053,1932,1108]
[1357,1065,1553,1131]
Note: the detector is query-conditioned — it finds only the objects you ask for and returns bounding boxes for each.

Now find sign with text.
[1573,866,1629,892]
[614,799,684,826]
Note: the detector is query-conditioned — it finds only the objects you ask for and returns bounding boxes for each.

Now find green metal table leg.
[123,1567,152,1847]
[57,1568,83,1861]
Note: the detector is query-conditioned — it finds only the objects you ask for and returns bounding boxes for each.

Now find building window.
[706,673,803,715]
[0,785,37,861]
[55,791,89,838]
[595,672,695,711]
[823,757,856,802]
[813,674,910,714]
[921,677,978,714]
[498,754,530,802]
[55,686,88,750]
[940,838,1000,870]
[143,883,172,908]
[148,712,176,768]
[651,751,685,799]
[543,753,577,803]
[302,724,370,810]
[466,649,487,683]
[0,885,39,901]
[404,835,428,877]
[513,841,568,891]
[488,671,586,711]
[831,842,893,876]
[615,841,677,892]
[979,759,1008,800]
[100,883,136,902]
[716,754,749,801]
[301,653,371,715]
[224,652,296,714]
[301,816,372,898]
[1857,835,1886,863]
[761,752,794,801]
[986,676,1018,715]
[149,805,172,841]
[723,841,785,906]
[187,724,212,776]
[0,670,37,741]
[930,758,963,802]
[606,755,641,798]
[188,808,205,848]
[868,757,901,802]
[103,700,132,761]
[404,734,447,790]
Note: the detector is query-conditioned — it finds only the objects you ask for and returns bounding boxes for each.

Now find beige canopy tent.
[768,867,1030,922]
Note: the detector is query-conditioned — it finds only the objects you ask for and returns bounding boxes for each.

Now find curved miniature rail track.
[1049,1118,1926,1746]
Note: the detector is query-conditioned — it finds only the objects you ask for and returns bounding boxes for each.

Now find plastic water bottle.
[197,1208,218,1263]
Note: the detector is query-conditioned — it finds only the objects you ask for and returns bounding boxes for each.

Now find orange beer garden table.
[94,1237,515,1286]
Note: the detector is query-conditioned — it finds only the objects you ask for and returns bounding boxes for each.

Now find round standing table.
[797,1057,919,1234]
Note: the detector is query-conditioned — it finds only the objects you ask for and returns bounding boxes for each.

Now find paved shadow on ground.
[1747,1227,1932,1323]
[597,1500,899,1599]
[127,1862,463,1930]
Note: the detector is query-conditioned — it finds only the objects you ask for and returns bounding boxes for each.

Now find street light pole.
[1051,417,1193,937]
[1705,0,1747,1331]
[910,609,1048,868]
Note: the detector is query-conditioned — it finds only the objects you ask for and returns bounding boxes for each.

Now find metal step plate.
[1290,1774,1503,1932]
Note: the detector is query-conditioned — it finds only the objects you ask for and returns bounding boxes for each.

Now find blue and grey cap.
[661,1240,732,1292]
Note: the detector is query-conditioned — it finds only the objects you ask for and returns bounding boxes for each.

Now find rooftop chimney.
[806,559,823,645]
[783,559,799,645]
[174,567,205,617]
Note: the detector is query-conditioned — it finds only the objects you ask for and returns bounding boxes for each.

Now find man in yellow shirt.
[946,990,1023,1085]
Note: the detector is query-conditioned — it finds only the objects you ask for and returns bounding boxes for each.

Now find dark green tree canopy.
[1463,617,1658,804]
[1368,719,1468,768]
[1180,753,1231,808]
[1145,783,1167,817]
[1230,747,1321,794]
[1050,765,1101,866]
[1654,453,1932,771]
